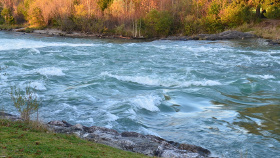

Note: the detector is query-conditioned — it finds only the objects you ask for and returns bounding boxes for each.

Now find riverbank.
[235,19,280,45]
[6,28,280,46]
[0,112,212,158]
[2,19,280,45]
[10,27,144,40]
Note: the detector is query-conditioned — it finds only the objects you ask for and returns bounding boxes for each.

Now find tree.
[97,0,113,11]
[144,10,174,37]
[1,7,14,24]
[249,0,265,18]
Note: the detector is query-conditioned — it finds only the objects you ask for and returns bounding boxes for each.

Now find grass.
[253,26,280,39]
[0,119,149,158]
[235,19,280,40]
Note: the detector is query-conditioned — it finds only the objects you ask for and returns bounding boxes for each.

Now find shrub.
[115,24,125,35]
[185,15,201,35]
[208,1,222,16]
[59,17,77,32]
[98,0,113,11]
[219,3,253,28]
[25,27,35,33]
[28,7,45,27]
[201,15,224,33]
[144,10,174,37]
[1,7,15,24]
[10,86,40,121]
[265,6,280,19]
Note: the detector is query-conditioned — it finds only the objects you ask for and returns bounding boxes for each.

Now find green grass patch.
[0,119,148,158]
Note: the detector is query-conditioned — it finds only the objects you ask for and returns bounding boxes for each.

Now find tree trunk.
[256,5,261,18]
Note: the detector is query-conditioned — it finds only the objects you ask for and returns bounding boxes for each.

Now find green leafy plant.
[1,7,15,24]
[265,6,280,19]
[185,15,201,35]
[10,86,40,121]
[144,10,174,37]
[98,0,113,12]
[201,15,224,33]
[219,2,254,28]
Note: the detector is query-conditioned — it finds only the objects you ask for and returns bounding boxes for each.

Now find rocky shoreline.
[162,30,258,40]
[163,30,280,45]
[9,28,280,45]
[0,112,213,158]
[12,28,135,40]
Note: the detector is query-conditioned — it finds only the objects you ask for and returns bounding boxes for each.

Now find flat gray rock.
[163,30,257,41]
[48,120,212,158]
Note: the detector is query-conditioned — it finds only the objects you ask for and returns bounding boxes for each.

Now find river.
[0,31,279,157]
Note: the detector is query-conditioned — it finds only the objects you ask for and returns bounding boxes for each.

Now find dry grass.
[235,19,280,40]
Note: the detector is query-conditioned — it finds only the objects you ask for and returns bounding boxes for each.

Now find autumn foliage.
[0,0,279,37]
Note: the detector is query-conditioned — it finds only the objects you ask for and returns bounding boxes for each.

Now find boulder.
[201,30,257,40]
[48,120,213,158]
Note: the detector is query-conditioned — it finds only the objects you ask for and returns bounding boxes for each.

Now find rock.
[199,31,257,40]
[267,39,280,45]
[48,120,72,127]
[47,120,212,158]
[0,112,22,121]
[164,30,257,41]
[1,112,212,157]
[13,28,26,32]
[179,144,211,157]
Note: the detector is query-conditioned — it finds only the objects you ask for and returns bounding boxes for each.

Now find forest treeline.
[0,0,279,37]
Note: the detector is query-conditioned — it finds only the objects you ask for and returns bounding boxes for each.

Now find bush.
[144,10,174,37]
[185,15,201,35]
[185,14,224,35]
[10,86,40,121]
[208,1,222,16]
[201,15,224,33]
[59,17,77,33]
[114,24,125,36]
[28,7,45,27]
[1,7,15,24]
[25,27,35,33]
[265,6,280,19]
[219,3,253,28]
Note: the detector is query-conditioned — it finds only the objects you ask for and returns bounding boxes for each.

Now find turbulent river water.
[0,31,279,157]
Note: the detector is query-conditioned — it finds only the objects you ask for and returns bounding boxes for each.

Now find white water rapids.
[0,31,279,158]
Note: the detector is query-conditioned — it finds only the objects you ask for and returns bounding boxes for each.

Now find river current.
[0,31,279,157]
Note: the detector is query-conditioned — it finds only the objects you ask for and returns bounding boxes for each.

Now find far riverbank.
[1,19,280,45]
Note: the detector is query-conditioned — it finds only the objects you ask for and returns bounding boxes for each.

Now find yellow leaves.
[110,0,126,16]
[75,4,87,17]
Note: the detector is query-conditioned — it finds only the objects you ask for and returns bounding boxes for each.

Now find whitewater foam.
[140,127,160,137]
[259,75,275,79]
[113,75,160,86]
[181,80,222,87]
[106,112,119,121]
[247,74,275,80]
[34,67,66,76]
[61,103,78,111]
[29,48,40,54]
[30,81,47,91]
[129,94,163,112]
[0,39,97,51]
[103,72,222,87]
